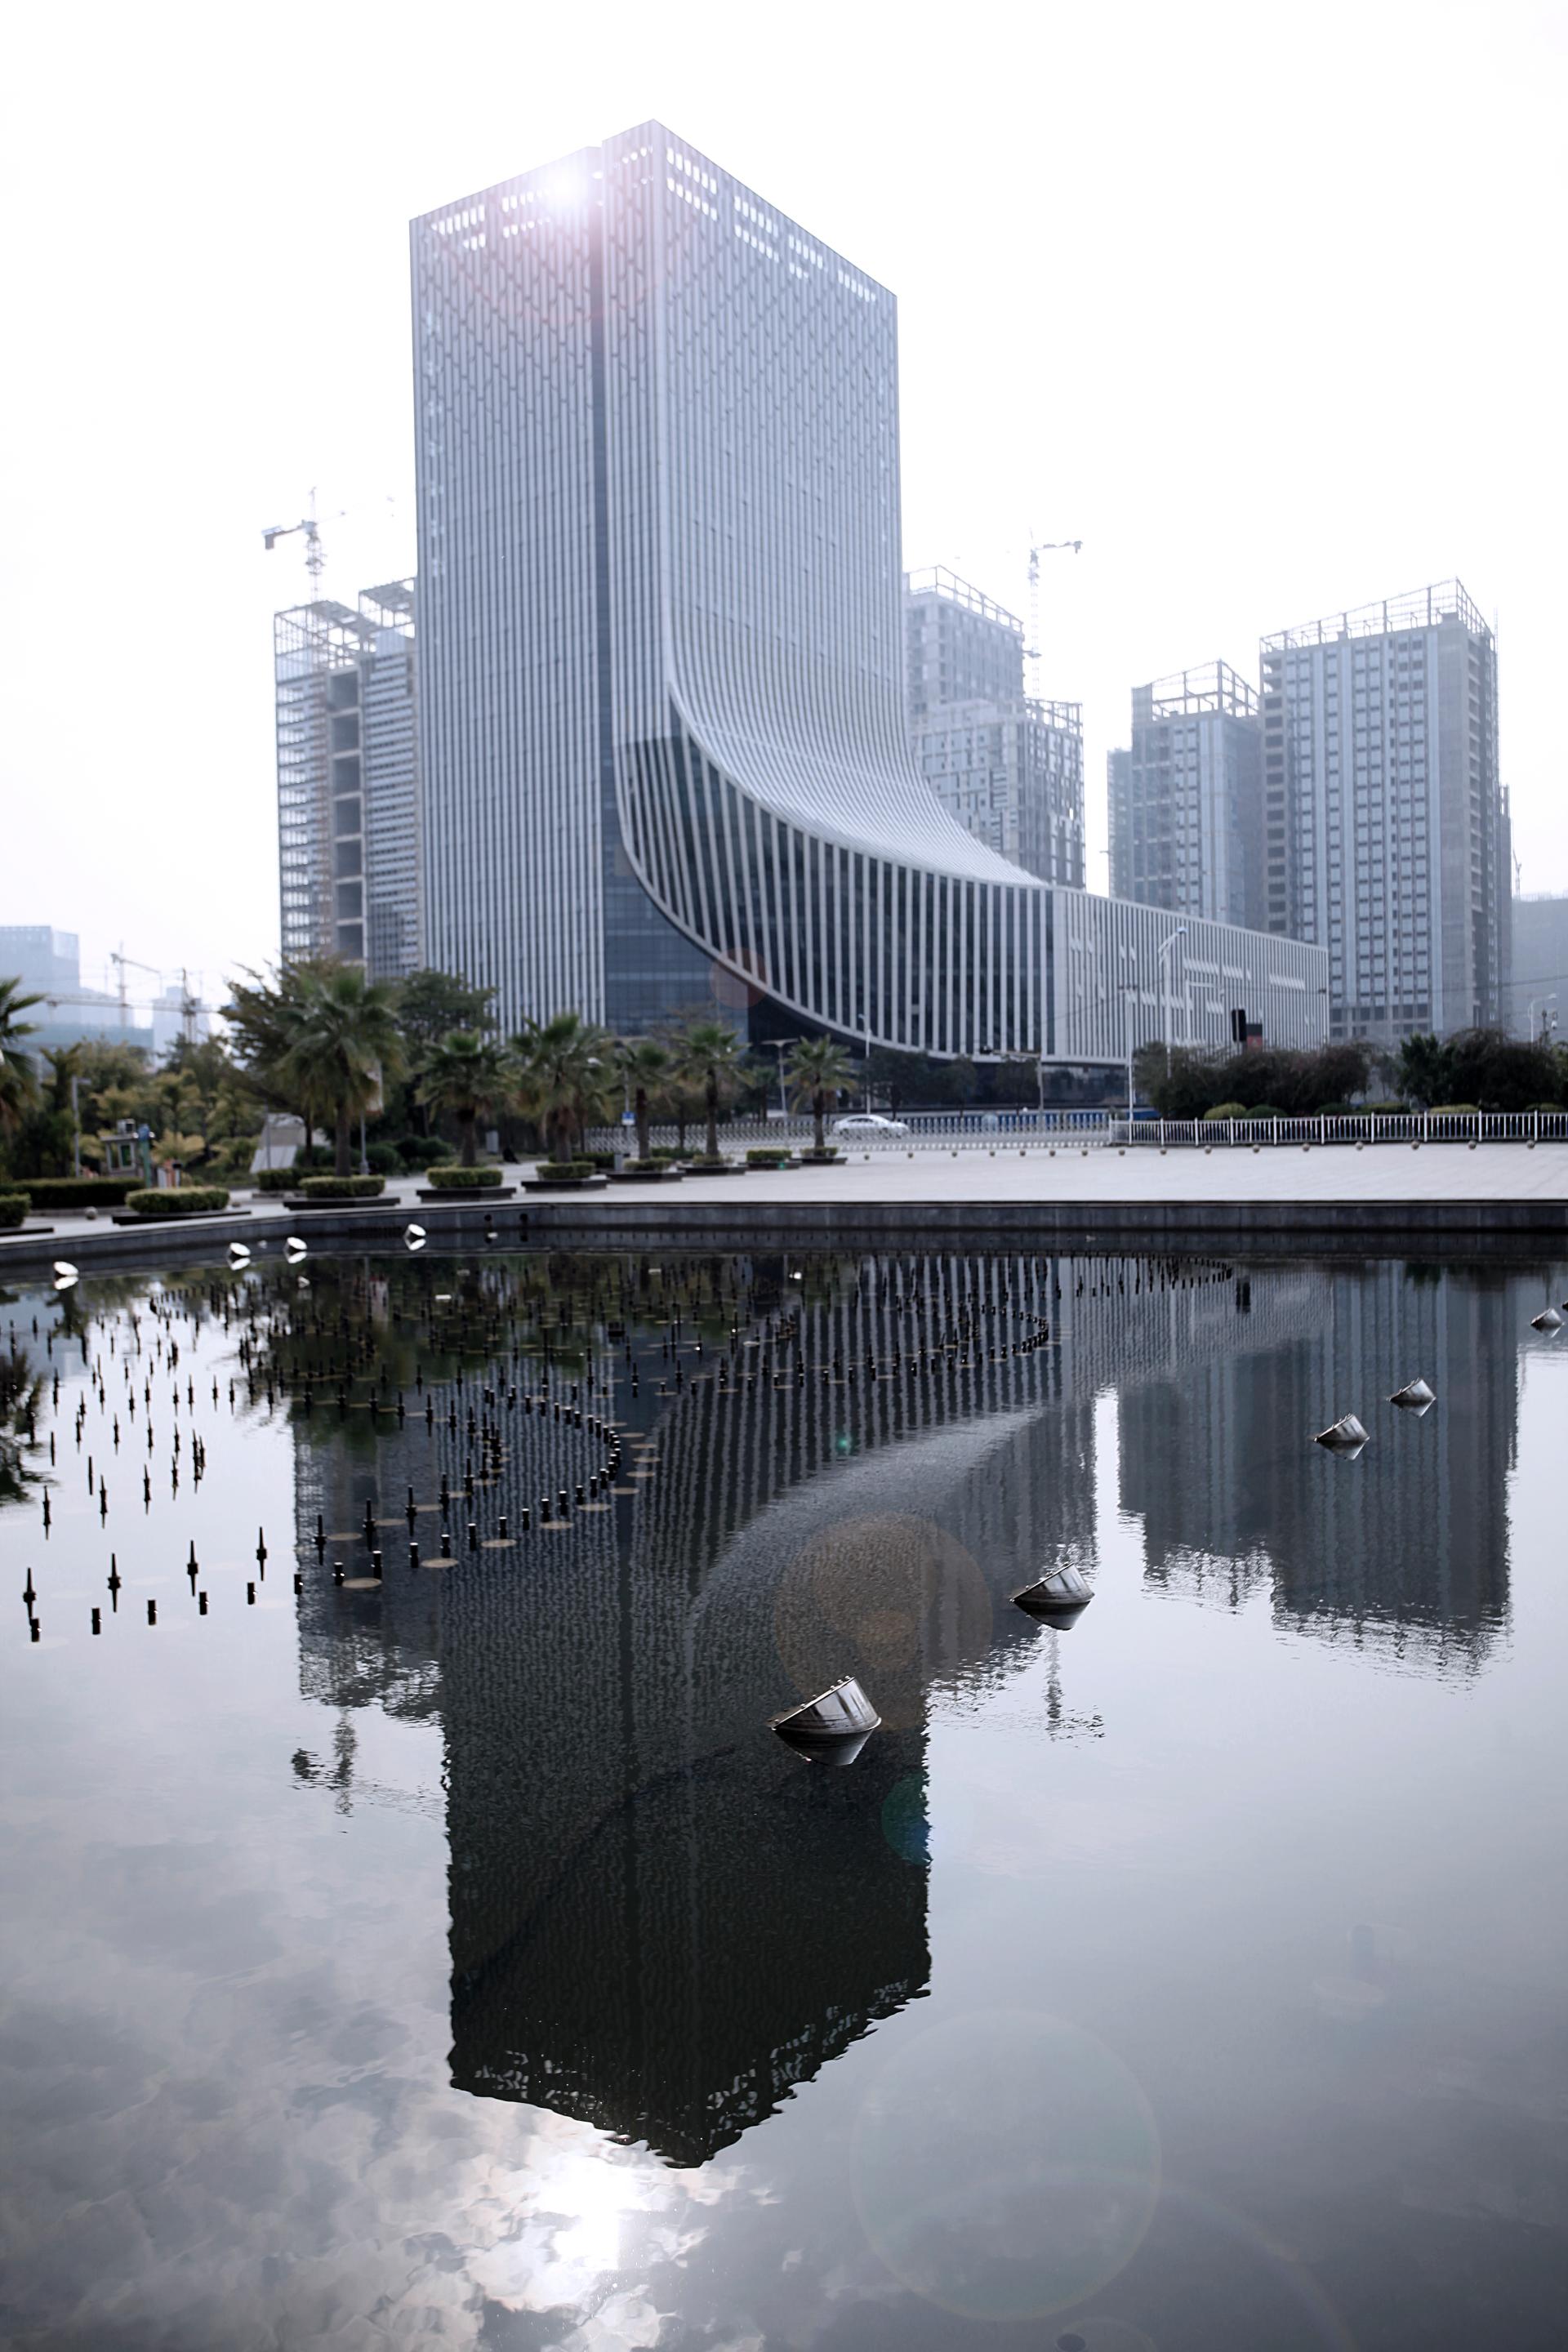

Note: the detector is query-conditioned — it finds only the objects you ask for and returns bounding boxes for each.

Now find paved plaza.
[4,1141,1566,1261]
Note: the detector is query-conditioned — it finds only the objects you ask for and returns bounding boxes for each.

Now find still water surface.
[2,1248,1566,2350]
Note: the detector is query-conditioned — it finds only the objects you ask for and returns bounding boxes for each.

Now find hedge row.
[126,1187,230,1217]
[18,1176,140,1207]
[536,1161,597,1179]
[423,1165,504,1189]
[297,1174,385,1200]
[0,1193,28,1230]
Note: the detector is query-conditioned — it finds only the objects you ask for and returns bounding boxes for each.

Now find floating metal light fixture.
[771,1675,881,1764]
[1013,1563,1094,1623]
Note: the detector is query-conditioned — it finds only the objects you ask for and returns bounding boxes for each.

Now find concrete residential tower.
[1259,582,1509,1046]
[412,125,1323,1061]
[274,584,421,980]
[1107,663,1263,927]
[905,570,1085,887]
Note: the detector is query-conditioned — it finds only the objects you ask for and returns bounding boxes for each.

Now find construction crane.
[110,947,163,1032]
[261,488,345,593]
[1026,535,1082,698]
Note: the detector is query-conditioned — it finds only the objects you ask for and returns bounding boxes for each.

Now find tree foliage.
[1138,1040,1374,1120]
[787,1036,855,1152]
[398,968,497,1058]
[670,1018,750,1160]
[1396,1028,1567,1113]
[416,1030,514,1165]
[514,1012,614,1161]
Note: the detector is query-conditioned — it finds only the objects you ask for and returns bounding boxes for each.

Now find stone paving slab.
[2,1143,1564,1274]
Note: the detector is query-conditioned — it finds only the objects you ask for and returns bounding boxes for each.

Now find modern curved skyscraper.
[412,124,1325,1057]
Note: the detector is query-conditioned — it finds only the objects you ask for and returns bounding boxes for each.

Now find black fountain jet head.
[1013,1563,1094,1624]
[771,1675,881,1766]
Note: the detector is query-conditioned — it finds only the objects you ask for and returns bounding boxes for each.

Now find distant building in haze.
[274,582,421,981]
[904,570,1085,887]
[1107,662,1263,928]
[0,925,156,1055]
[1506,893,1568,1042]
[1258,581,1509,1047]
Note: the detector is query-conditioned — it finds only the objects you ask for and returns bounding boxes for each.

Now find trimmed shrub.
[1426,1103,1481,1116]
[1528,1101,1566,1115]
[650,1147,684,1162]
[1361,1100,1407,1115]
[685,1156,735,1171]
[0,1193,28,1230]
[296,1174,385,1199]
[20,1176,140,1208]
[1245,1107,1279,1120]
[254,1168,297,1193]
[581,1150,617,1171]
[746,1147,794,1166]
[535,1160,596,1179]
[126,1187,229,1218]
[365,1141,403,1175]
[1202,1102,1250,1121]
[797,1147,841,1163]
[423,1165,505,1189]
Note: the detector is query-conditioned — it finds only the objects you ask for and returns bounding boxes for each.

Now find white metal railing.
[583,1108,1568,1157]
[1113,1109,1568,1149]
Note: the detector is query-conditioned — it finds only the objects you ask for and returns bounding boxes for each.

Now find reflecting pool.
[2,1247,1566,2350]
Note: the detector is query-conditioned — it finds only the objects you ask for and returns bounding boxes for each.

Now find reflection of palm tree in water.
[0,1349,46,1508]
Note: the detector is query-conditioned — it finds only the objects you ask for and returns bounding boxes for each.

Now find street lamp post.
[1122,983,1137,1121]
[1156,926,1188,1080]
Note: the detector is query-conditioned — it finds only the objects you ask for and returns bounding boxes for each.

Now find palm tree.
[675,1019,751,1161]
[515,1012,613,1161]
[787,1036,855,1153]
[0,978,41,1141]
[224,961,327,1146]
[417,1030,515,1166]
[276,964,405,1176]
[617,1037,670,1163]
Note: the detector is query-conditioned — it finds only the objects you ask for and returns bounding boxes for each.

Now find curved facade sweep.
[412,125,1326,1057]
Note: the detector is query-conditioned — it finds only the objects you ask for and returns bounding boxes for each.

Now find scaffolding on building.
[1261,578,1489,652]
[1133,661,1258,724]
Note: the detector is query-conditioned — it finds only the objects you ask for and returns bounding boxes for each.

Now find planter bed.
[608,1165,684,1183]
[111,1206,252,1227]
[416,1184,518,1201]
[523,1173,608,1192]
[681,1159,748,1177]
[278,1192,394,1212]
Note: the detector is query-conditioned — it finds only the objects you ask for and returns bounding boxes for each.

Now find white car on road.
[831,1113,910,1138]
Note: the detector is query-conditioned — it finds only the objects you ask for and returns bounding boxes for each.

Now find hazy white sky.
[2,1,1564,1016]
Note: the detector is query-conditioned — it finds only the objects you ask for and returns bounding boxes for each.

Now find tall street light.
[1156,926,1188,1080]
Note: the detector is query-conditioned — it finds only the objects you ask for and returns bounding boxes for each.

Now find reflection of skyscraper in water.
[1120,1264,1516,1669]
[283,1250,1354,2160]
[438,1254,1095,2162]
